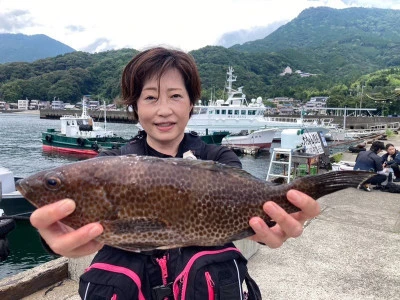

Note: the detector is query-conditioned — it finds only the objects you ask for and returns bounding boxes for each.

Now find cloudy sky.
[1,0,399,53]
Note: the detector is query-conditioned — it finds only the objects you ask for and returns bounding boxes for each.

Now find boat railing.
[264,116,320,124]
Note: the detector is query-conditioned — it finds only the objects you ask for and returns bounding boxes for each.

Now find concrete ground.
[10,133,400,299]
[248,133,400,300]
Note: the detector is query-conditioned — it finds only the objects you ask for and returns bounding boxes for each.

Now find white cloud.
[0,0,398,52]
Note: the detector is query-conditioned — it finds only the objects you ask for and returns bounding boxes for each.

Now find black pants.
[366,174,387,185]
[389,165,400,178]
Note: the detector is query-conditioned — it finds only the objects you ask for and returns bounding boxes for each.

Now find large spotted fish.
[16,155,374,251]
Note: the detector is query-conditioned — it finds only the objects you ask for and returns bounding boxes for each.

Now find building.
[304,96,329,113]
[51,100,65,110]
[18,99,29,110]
[280,66,293,76]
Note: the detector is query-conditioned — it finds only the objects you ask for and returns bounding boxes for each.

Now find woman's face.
[137,68,193,152]
[387,146,396,155]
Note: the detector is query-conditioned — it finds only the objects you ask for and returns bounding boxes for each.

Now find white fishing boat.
[221,127,277,151]
[0,167,35,216]
[186,66,333,140]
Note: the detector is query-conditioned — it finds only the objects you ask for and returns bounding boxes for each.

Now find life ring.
[0,217,16,238]
[348,146,366,153]
[77,137,85,147]
[45,134,53,143]
[91,143,99,151]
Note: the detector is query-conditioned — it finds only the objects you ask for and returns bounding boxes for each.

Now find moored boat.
[42,99,130,156]
[185,66,332,140]
[0,167,35,216]
[221,127,277,151]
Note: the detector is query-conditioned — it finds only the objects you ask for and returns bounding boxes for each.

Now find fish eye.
[44,176,62,191]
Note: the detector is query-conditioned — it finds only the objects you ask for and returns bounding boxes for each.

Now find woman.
[381,143,400,182]
[30,47,320,299]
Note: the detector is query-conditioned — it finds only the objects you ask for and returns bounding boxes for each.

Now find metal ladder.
[266,148,293,183]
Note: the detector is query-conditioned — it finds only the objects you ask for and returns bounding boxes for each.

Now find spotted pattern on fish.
[16,155,375,251]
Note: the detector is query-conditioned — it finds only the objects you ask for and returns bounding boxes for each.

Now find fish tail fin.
[289,171,376,199]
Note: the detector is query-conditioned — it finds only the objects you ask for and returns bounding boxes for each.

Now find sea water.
[0,112,274,280]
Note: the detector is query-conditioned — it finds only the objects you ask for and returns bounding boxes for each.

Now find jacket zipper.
[205,271,215,300]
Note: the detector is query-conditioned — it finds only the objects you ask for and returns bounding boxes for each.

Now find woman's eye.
[145,96,157,101]
[171,94,182,99]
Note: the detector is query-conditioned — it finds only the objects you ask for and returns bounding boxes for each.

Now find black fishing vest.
[79,131,260,300]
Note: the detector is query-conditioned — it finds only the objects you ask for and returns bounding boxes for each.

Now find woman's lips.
[155,122,175,131]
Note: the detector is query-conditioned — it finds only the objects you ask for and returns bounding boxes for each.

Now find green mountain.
[231,7,400,82]
[1,6,400,114]
[0,33,76,64]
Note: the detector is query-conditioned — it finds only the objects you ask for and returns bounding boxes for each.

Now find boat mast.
[103,100,107,131]
[225,66,236,104]
[82,98,88,118]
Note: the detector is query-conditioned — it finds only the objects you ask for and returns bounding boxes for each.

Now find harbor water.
[0,112,275,280]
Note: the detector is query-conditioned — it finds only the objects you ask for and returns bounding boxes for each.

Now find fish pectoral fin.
[229,228,256,241]
[107,217,168,234]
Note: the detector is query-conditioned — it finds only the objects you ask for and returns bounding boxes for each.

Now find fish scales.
[16,155,375,251]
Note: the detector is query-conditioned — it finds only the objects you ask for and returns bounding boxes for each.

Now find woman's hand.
[30,199,104,258]
[248,190,320,248]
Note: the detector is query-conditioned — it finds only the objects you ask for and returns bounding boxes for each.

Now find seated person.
[381,143,400,182]
[354,141,389,191]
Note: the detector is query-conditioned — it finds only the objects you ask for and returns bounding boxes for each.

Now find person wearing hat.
[354,141,390,191]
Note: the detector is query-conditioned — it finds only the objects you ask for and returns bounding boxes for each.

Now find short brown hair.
[121,47,201,121]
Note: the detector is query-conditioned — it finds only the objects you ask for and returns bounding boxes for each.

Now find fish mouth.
[15,179,28,196]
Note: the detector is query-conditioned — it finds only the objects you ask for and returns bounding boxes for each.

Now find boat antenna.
[103,100,107,131]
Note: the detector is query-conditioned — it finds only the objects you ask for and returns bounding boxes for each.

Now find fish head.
[15,158,116,227]
[15,168,72,207]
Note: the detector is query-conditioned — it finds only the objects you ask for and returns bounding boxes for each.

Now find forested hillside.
[0,7,400,115]
[232,7,400,83]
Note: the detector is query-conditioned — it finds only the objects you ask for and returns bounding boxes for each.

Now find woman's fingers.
[249,216,286,248]
[44,223,104,257]
[30,199,76,229]
[248,190,321,248]
[286,189,321,221]
[30,199,104,257]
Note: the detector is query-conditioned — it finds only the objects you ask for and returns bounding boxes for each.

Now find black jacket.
[83,131,244,296]
[99,130,242,168]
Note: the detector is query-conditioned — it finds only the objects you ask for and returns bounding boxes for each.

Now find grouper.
[15,155,374,251]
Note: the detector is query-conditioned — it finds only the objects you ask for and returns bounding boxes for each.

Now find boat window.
[200,108,208,114]
[221,110,226,115]
[193,107,201,114]
[208,110,214,114]
[235,110,239,115]
[228,110,233,115]
[241,110,246,115]
[67,121,70,125]
[216,110,220,115]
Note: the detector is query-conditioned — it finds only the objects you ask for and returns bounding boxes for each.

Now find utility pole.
[359,84,365,116]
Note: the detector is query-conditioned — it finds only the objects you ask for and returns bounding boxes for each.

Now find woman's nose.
[156,97,173,115]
